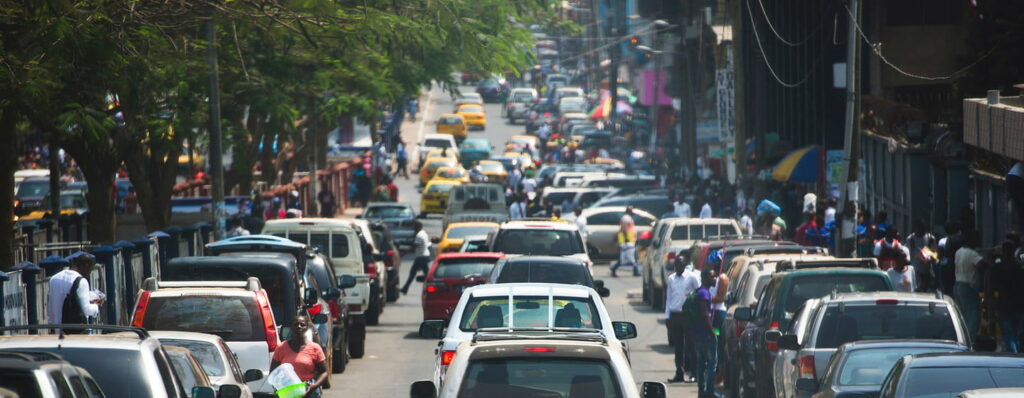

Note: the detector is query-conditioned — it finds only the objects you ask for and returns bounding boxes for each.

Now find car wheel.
[652,285,664,311]
[366,289,382,326]
[738,366,754,398]
[348,337,365,359]
[332,344,348,373]
[642,271,650,303]
[386,280,400,302]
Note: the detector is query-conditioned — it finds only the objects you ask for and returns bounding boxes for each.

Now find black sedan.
[803,340,968,398]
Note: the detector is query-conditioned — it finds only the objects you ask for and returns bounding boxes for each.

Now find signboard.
[2,272,28,328]
[827,150,845,186]
[716,68,735,141]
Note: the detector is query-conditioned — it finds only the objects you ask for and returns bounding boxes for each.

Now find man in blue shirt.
[689,268,718,398]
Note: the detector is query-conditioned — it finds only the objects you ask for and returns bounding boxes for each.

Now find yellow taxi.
[431,166,471,183]
[455,104,487,130]
[436,114,468,141]
[424,148,460,163]
[420,180,461,215]
[503,151,536,170]
[438,222,500,253]
[475,160,508,183]
[420,157,459,186]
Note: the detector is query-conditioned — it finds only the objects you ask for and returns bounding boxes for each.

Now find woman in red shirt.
[271,316,328,397]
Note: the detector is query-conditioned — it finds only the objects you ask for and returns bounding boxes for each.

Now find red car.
[420,252,504,321]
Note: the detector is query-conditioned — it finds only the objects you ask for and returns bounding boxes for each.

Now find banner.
[716,68,735,141]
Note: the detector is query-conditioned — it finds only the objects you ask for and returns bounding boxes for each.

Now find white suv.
[417,283,636,387]
[488,219,592,268]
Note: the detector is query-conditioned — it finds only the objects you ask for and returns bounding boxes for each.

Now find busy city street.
[4,1,1024,398]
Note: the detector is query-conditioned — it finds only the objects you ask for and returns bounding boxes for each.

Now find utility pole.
[207,14,226,240]
[308,114,319,218]
[647,33,663,155]
[837,0,860,257]
[732,0,747,183]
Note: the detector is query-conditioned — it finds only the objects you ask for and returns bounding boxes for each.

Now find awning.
[771,145,822,183]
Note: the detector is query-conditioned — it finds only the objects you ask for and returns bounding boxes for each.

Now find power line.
[753,0,821,46]
[744,0,821,88]
[842,5,996,81]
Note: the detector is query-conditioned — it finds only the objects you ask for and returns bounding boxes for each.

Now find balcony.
[963,95,1024,161]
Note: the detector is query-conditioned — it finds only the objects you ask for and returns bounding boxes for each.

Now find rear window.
[462,140,489,150]
[434,258,499,279]
[439,117,463,125]
[496,262,591,286]
[142,296,266,342]
[365,206,413,218]
[16,180,49,197]
[493,230,584,256]
[25,347,151,397]
[672,224,734,240]
[459,296,600,331]
[815,304,958,349]
[0,370,42,397]
[166,265,291,321]
[458,358,621,398]
[837,347,963,386]
[447,225,497,240]
[782,274,890,314]
[270,231,350,258]
[424,139,454,148]
[902,367,1024,397]
[427,183,456,194]
[160,338,227,377]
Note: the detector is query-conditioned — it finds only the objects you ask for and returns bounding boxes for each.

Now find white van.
[443,184,508,229]
[261,218,383,334]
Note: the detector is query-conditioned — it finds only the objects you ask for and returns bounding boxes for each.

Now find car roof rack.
[708,234,771,241]
[0,324,150,339]
[472,328,607,344]
[143,276,261,292]
[775,258,878,273]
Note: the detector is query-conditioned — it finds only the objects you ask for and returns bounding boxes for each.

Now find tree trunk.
[0,109,21,271]
[121,134,180,232]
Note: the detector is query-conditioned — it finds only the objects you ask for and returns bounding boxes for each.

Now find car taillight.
[130,291,151,327]
[422,168,430,176]
[328,300,340,323]
[766,321,780,351]
[256,290,279,351]
[799,355,816,379]
[384,250,396,268]
[365,261,378,279]
[425,282,448,294]
[524,347,556,353]
[441,350,456,365]
[876,299,899,305]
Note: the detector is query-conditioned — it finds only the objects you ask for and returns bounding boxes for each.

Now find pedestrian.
[689,268,719,398]
[856,210,875,258]
[938,221,963,295]
[401,221,432,295]
[887,254,916,293]
[407,97,419,120]
[987,240,1024,352]
[954,230,986,338]
[739,208,754,237]
[874,227,911,271]
[395,140,409,178]
[574,206,588,242]
[906,218,937,291]
[270,315,328,398]
[665,253,699,383]
[874,211,891,240]
[386,176,399,202]
[317,189,336,218]
[674,195,692,218]
[709,257,729,371]
[47,252,103,333]
[823,198,837,226]
[611,207,638,277]
[508,192,528,220]
[794,213,819,246]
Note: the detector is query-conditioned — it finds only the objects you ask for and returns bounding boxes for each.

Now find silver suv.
[771,291,969,398]
[0,350,105,397]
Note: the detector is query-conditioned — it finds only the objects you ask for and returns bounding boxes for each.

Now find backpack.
[679,288,705,326]
[62,277,86,324]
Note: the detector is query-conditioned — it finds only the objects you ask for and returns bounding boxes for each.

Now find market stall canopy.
[771,145,822,183]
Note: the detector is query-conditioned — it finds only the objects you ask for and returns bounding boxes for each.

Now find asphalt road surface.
[324,85,697,397]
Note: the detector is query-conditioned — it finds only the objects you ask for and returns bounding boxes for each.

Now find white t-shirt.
[48,268,100,324]
[699,203,712,219]
[954,247,984,287]
[665,268,700,319]
[509,202,527,220]
[674,202,691,218]
[887,267,916,292]
[521,178,537,194]
[824,206,837,225]
[575,215,588,239]
[414,230,432,257]
[739,215,754,236]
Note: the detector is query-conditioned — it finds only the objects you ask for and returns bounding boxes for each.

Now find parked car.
[365,221,402,302]
[488,219,591,267]
[164,346,217,398]
[421,180,461,216]
[877,353,1024,398]
[360,203,417,249]
[454,104,486,132]
[0,350,106,398]
[14,176,52,215]
[417,283,636,387]
[774,291,971,398]
[732,266,894,398]
[347,219,392,322]
[576,206,656,259]
[130,277,279,393]
[435,113,468,141]
[306,253,359,369]
[438,222,499,254]
[453,92,483,108]
[0,325,195,398]
[504,89,537,123]
[152,331,265,398]
[488,255,610,297]
[720,259,784,396]
[409,330,664,398]
[419,252,505,321]
[804,340,968,398]
[475,78,508,103]
[640,218,743,309]
[473,160,507,183]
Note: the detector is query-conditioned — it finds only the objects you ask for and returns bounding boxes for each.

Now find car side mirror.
[323,288,342,300]
[312,313,329,325]
[191,386,215,398]
[410,380,437,398]
[641,381,667,398]
[304,289,320,306]
[338,275,357,289]
[734,307,753,322]
[218,384,242,398]
[764,329,782,343]
[613,321,637,340]
[777,334,800,350]
[243,369,264,382]
[419,320,445,339]
[795,379,819,394]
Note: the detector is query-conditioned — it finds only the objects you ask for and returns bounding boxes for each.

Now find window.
[160,339,226,377]
[458,358,622,398]
[439,117,464,125]
[67,374,90,397]
[166,351,199,394]
[901,367,1015,397]
[16,180,49,197]
[459,296,601,331]
[143,296,266,341]
[434,258,499,279]
[311,233,350,258]
[496,262,591,286]
[425,139,454,148]
[447,226,498,240]
[782,275,891,313]
[220,340,246,382]
[27,347,149,397]
[427,183,455,194]
[493,230,584,256]
[0,371,42,397]
[154,348,184,398]
[84,377,104,397]
[364,206,413,218]
[836,347,962,386]
[48,370,74,397]
[815,304,959,348]
[587,212,622,226]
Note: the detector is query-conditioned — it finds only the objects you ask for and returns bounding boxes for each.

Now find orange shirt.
[272,342,325,381]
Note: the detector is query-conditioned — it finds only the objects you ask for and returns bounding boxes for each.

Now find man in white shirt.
[674,196,691,218]
[699,201,712,219]
[739,208,754,237]
[574,206,588,241]
[48,251,102,330]
[665,253,700,383]
[401,221,433,294]
[953,231,985,338]
[823,198,837,226]
[508,193,528,220]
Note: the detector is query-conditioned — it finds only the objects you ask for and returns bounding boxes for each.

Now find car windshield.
[815,304,958,348]
[459,106,482,113]
[434,258,499,279]
[902,367,1024,398]
[837,347,962,386]
[672,224,733,240]
[479,163,504,173]
[365,206,413,218]
[783,274,890,313]
[493,230,584,256]
[462,140,488,150]
[23,347,152,397]
[425,139,454,148]
[459,296,600,331]
[159,339,227,377]
[142,296,266,342]
[495,262,590,286]
[458,358,622,398]
[427,183,456,194]
[16,180,48,197]
[59,194,87,209]
[439,117,463,125]
[447,226,497,239]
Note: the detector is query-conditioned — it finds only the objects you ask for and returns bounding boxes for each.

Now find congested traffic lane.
[326,85,696,397]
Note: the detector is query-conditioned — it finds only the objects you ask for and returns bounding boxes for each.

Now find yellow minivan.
[435,114,468,141]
